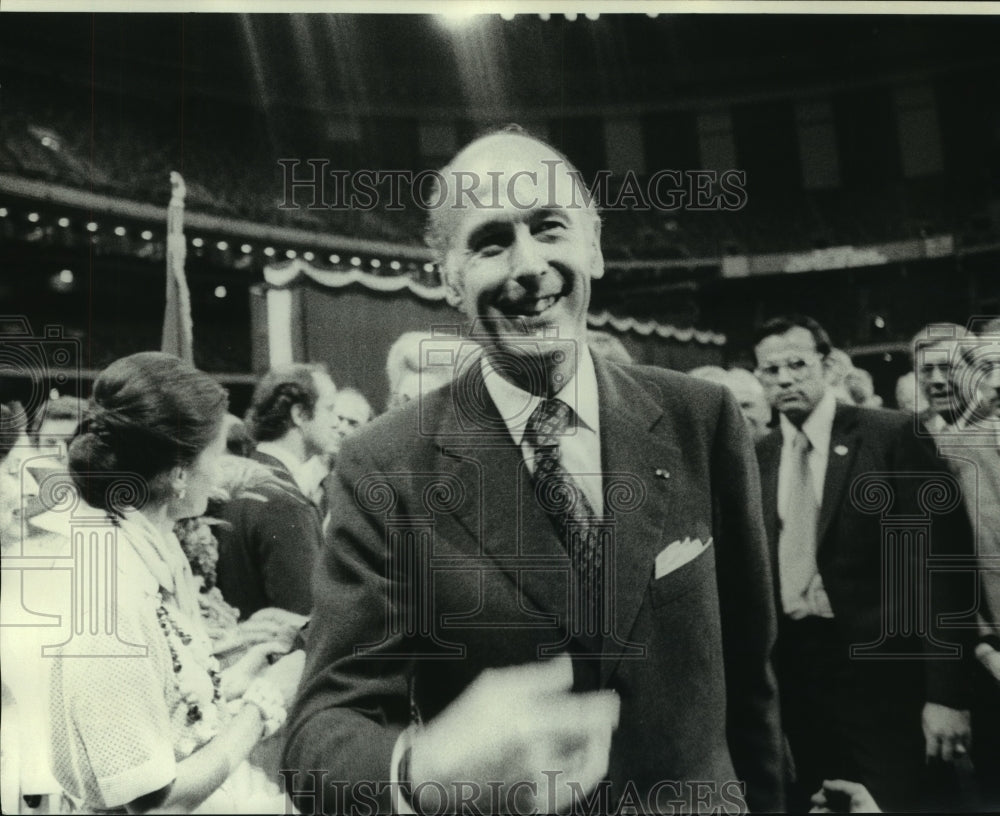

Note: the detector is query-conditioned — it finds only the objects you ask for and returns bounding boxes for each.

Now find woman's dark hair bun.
[68,352,227,515]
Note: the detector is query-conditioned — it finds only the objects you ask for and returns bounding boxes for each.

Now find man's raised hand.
[409,653,620,814]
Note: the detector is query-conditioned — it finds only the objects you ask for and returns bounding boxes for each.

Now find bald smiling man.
[283,128,784,815]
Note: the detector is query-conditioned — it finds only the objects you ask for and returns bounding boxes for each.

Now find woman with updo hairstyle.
[49,352,304,814]
[69,352,229,515]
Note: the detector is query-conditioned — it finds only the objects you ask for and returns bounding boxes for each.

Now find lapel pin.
[654,468,670,479]
[834,445,848,456]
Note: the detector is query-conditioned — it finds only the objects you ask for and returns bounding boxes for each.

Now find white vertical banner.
[266,288,294,368]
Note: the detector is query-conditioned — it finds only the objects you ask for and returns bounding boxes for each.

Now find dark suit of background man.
[215,363,338,618]
[283,127,785,815]
[912,323,1000,808]
[752,315,975,812]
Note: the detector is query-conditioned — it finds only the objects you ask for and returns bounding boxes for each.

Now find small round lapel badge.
[834,445,849,456]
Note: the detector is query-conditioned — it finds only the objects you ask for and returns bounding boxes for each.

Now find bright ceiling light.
[437,6,479,28]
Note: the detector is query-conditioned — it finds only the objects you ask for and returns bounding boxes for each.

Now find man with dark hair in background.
[284,127,784,815]
[215,363,339,618]
[752,314,975,812]
[303,386,377,535]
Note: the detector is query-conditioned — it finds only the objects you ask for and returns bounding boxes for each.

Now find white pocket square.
[655,537,712,579]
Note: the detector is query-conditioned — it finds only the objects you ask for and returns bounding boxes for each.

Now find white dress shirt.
[777,389,837,619]
[481,347,604,516]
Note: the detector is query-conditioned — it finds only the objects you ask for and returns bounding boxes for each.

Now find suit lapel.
[430,365,572,630]
[428,358,681,678]
[252,451,301,493]
[592,358,680,685]
[817,404,862,549]
[756,430,782,562]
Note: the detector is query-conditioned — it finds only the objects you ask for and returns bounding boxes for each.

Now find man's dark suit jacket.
[756,403,975,810]
[284,358,785,814]
[215,451,323,619]
[756,403,974,704]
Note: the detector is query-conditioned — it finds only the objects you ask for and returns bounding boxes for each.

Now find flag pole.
[161,171,194,364]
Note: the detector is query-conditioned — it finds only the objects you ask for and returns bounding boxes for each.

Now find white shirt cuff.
[390,725,419,815]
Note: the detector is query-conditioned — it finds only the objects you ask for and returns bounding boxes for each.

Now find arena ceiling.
[1,12,996,117]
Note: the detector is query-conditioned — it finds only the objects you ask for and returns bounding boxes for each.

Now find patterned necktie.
[525,398,603,637]
[779,429,821,618]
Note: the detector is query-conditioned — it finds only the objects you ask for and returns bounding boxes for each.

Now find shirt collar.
[481,345,600,447]
[254,441,311,493]
[923,410,952,435]
[298,456,330,498]
[780,388,837,452]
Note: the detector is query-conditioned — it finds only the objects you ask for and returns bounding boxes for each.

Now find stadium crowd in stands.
[3,82,996,260]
